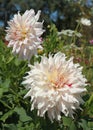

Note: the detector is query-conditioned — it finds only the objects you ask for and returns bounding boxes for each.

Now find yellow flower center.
[21,29,27,40]
[14,24,30,41]
[47,68,66,89]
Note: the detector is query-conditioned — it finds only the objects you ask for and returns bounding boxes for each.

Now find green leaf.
[1,78,10,88]
[14,58,21,66]
[0,88,3,97]
[6,56,14,64]
[0,111,3,116]
[87,94,93,105]
[79,119,90,130]
[14,107,32,122]
[70,122,77,130]
[0,110,14,122]
[0,78,11,93]
[62,116,72,127]
[2,124,17,130]
[88,121,93,129]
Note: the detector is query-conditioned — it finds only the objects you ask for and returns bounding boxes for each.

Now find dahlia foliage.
[22,52,87,121]
[5,9,44,60]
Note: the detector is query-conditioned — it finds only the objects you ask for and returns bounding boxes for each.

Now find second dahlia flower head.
[5,9,45,61]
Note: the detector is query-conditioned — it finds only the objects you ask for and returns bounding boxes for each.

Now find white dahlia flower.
[22,52,87,121]
[5,9,44,60]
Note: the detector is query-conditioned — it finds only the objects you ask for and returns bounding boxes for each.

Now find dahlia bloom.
[22,52,87,121]
[5,9,44,60]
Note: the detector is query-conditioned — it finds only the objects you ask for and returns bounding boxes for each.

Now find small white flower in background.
[80,18,91,26]
[22,52,87,122]
[5,9,45,61]
[58,29,82,37]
